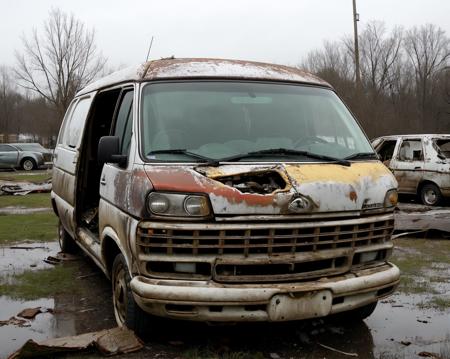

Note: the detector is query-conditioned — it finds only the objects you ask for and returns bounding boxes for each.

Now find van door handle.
[100,176,106,186]
[414,166,422,169]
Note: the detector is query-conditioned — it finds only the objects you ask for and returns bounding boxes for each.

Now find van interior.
[77,89,122,238]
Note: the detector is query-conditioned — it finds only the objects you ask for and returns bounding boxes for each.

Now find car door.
[390,138,425,194]
[0,144,19,168]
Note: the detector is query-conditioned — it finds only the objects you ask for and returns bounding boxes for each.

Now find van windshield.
[141,82,374,162]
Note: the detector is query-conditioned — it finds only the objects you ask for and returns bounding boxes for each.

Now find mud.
[1,238,449,358]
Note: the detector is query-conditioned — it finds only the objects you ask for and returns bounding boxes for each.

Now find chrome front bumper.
[131,263,400,322]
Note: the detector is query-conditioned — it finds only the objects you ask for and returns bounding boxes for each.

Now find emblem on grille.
[288,196,311,213]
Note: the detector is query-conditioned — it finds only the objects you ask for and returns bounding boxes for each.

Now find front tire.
[112,253,151,339]
[21,158,36,171]
[420,183,442,206]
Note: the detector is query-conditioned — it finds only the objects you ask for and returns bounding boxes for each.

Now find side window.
[62,96,93,149]
[113,90,133,155]
[398,139,423,161]
[0,145,17,152]
[377,140,397,162]
[57,100,76,145]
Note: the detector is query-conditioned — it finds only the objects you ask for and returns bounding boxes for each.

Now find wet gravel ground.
[0,238,449,359]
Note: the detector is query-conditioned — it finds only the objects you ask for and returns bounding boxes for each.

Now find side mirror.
[98,136,127,166]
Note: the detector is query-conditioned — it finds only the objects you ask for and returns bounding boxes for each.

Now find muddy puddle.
[0,242,116,358]
[0,239,449,358]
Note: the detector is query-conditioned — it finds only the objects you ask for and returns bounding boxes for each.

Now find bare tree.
[15,8,106,118]
[357,22,404,96]
[404,24,450,127]
[0,66,19,141]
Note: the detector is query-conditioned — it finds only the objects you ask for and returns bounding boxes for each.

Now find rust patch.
[142,58,330,87]
[349,191,358,202]
[146,166,283,208]
[284,163,389,184]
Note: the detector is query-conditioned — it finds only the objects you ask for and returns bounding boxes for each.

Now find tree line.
[1,11,449,145]
[301,21,450,138]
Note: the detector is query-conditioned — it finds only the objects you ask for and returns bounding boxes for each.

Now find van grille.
[137,219,394,256]
[137,216,395,282]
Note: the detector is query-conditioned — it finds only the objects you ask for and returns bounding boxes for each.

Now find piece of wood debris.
[318,343,358,357]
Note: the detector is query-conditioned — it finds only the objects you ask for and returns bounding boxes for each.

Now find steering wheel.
[293,136,329,148]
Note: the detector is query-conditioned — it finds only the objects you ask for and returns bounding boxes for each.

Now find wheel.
[21,158,36,171]
[112,253,152,339]
[58,220,78,253]
[420,183,442,206]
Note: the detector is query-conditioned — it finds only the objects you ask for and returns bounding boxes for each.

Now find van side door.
[53,95,94,236]
[390,138,425,194]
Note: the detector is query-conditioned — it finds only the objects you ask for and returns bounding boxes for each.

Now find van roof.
[77,58,331,96]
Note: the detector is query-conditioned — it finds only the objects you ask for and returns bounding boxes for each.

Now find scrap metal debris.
[9,327,143,358]
[0,180,52,195]
[0,317,30,328]
[17,307,52,320]
[395,204,450,233]
[418,352,443,359]
[0,307,53,327]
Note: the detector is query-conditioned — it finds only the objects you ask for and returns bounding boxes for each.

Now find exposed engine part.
[216,171,286,194]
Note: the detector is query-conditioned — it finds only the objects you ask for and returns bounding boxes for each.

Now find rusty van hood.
[144,162,397,215]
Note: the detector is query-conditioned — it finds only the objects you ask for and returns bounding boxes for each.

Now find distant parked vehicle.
[0,143,52,171]
[372,134,450,206]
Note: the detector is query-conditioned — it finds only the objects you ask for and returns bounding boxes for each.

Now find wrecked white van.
[52,58,400,337]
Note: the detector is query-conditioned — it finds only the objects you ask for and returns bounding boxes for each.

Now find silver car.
[0,143,52,170]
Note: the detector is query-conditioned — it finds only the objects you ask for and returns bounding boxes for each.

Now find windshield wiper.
[218,148,351,166]
[148,149,219,166]
[345,152,379,160]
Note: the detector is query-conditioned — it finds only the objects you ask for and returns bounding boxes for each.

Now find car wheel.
[58,220,78,253]
[21,158,36,171]
[112,253,152,339]
[420,183,442,206]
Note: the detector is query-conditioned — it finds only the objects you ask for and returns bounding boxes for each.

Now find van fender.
[101,226,132,277]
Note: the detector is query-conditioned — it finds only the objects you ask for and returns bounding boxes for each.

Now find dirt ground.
[0,171,449,359]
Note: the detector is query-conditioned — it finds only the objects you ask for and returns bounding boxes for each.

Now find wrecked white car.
[52,58,400,338]
[372,134,450,206]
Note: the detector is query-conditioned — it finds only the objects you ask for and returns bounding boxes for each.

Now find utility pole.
[352,0,361,87]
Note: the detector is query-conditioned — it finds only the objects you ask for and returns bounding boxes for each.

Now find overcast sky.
[1,0,450,69]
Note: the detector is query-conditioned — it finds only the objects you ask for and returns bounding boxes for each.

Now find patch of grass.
[0,212,57,243]
[0,192,51,208]
[391,255,430,276]
[0,170,52,183]
[430,296,450,310]
[0,264,78,300]
[397,275,439,294]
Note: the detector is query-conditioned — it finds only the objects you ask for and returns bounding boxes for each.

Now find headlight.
[147,192,211,217]
[384,189,398,207]
[184,196,210,216]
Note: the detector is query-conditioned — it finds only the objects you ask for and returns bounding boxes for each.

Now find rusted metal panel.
[144,162,396,215]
